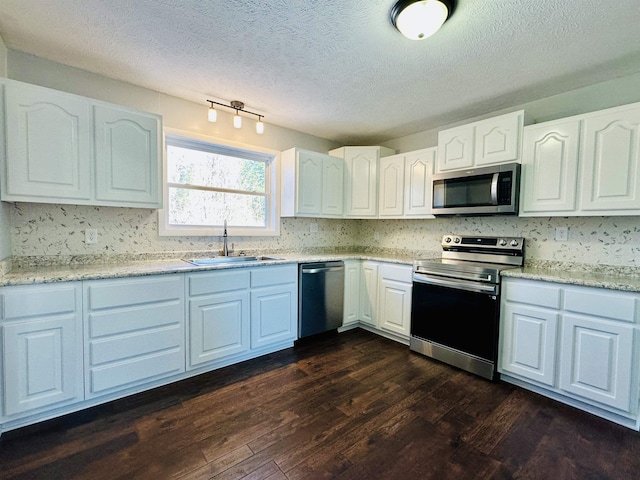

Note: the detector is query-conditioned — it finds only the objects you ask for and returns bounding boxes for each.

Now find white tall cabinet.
[1,79,162,208]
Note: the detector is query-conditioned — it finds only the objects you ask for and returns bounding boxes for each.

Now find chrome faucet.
[222,220,229,256]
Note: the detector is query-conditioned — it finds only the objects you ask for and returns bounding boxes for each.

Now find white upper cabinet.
[520,101,640,217]
[580,104,640,212]
[378,147,435,218]
[403,148,436,217]
[378,154,405,217]
[520,119,581,215]
[4,81,92,201]
[281,148,343,217]
[94,104,161,207]
[1,79,162,208]
[437,111,524,172]
[331,146,395,218]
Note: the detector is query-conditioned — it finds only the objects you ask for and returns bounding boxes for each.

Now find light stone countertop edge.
[0,254,418,287]
[501,267,640,293]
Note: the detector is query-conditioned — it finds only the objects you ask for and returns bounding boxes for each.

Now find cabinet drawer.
[188,270,250,296]
[564,288,638,323]
[86,275,183,310]
[88,350,183,396]
[251,265,297,288]
[2,284,78,320]
[87,302,181,338]
[504,279,561,309]
[89,325,182,365]
[379,263,412,283]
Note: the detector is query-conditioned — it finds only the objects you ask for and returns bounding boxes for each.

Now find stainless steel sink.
[183,256,281,266]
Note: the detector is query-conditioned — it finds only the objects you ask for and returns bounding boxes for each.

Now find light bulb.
[395,0,448,40]
[256,119,264,134]
[208,106,217,123]
[233,114,242,129]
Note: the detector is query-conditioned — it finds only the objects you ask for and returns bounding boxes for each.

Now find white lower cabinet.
[187,270,250,368]
[83,274,185,398]
[250,265,298,349]
[377,263,412,337]
[500,277,640,426]
[1,283,84,419]
[342,260,412,342]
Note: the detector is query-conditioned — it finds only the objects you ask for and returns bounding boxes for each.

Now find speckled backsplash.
[355,216,640,269]
[7,202,640,270]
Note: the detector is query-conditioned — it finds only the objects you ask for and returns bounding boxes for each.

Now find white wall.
[384,71,640,153]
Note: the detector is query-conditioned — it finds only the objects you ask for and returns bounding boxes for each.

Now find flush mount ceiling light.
[390,0,455,40]
[206,99,265,134]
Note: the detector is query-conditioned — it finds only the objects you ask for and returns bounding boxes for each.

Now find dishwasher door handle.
[302,266,345,274]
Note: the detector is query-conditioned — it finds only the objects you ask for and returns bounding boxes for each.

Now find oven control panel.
[442,235,524,253]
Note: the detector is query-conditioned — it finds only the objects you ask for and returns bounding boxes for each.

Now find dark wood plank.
[3,328,640,480]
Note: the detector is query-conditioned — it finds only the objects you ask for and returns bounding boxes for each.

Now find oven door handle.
[413,273,497,294]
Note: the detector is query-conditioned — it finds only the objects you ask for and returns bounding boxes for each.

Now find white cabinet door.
[94,104,161,207]
[474,111,523,166]
[250,283,297,349]
[359,261,379,327]
[3,82,92,201]
[343,260,361,327]
[520,119,580,214]
[250,265,298,349]
[559,314,634,412]
[296,150,323,215]
[321,155,344,216]
[189,291,250,366]
[404,148,435,217]
[378,154,405,217]
[437,125,474,172]
[377,264,412,338]
[500,303,559,386]
[580,104,640,212]
[343,147,380,217]
[84,275,185,398]
[1,283,83,418]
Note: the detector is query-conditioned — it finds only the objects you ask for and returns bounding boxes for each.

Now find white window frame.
[159,128,280,237]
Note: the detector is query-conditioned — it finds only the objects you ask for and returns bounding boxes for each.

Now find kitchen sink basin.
[183,256,282,266]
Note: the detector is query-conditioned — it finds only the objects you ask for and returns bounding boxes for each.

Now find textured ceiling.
[1,0,640,144]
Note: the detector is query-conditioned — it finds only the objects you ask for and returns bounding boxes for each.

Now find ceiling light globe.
[233,114,242,129]
[393,0,449,40]
[256,120,264,134]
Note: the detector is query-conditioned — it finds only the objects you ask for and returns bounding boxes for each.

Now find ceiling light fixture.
[206,99,265,134]
[390,0,455,40]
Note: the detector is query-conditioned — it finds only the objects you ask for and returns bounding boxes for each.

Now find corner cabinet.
[281,148,343,217]
[500,277,640,428]
[1,79,162,208]
[0,283,84,420]
[437,110,524,172]
[330,146,395,218]
[520,101,640,216]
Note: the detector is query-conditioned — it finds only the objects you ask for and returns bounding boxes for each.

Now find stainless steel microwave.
[431,163,521,216]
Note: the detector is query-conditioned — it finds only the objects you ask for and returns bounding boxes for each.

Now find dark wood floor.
[2,329,640,479]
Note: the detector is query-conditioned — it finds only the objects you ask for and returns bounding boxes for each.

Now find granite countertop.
[0,253,417,287]
[502,265,640,293]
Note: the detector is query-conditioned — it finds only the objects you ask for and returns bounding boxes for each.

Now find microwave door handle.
[490,173,499,205]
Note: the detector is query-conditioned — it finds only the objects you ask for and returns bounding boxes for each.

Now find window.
[159,130,279,236]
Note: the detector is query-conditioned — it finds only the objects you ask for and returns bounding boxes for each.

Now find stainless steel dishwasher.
[298,261,345,338]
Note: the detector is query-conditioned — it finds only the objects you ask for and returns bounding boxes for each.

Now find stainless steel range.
[410,235,525,380]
